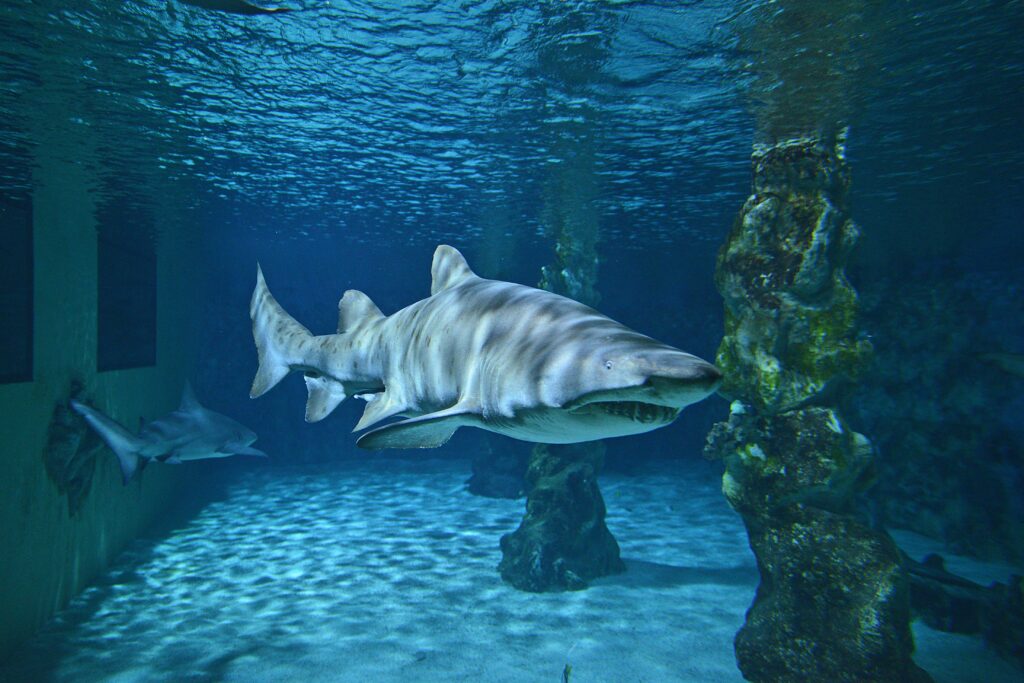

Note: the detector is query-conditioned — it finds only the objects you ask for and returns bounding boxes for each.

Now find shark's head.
[552,344,722,438]
[220,419,268,458]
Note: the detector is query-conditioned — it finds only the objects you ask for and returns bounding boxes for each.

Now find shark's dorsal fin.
[356,404,479,450]
[337,290,384,333]
[430,245,477,296]
[180,382,201,411]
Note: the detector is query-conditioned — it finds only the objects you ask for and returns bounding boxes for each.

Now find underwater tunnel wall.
[0,151,200,658]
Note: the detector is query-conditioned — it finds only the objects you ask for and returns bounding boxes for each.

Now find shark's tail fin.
[70,399,143,485]
[249,264,315,398]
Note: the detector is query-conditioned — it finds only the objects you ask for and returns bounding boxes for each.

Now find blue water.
[2,0,1023,680]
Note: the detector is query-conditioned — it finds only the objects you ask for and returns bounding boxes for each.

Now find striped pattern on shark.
[249,245,722,450]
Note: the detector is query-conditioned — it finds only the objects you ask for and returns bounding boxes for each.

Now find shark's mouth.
[571,400,681,425]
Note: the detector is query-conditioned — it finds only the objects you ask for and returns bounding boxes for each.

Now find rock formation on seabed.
[704,135,932,682]
[498,442,623,591]
[844,276,1024,563]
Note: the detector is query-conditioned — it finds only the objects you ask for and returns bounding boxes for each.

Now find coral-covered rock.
[715,137,871,414]
[705,407,930,683]
[709,135,930,682]
[498,442,624,592]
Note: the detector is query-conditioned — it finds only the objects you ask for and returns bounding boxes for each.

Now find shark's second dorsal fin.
[180,381,201,411]
[337,290,384,333]
[430,245,477,296]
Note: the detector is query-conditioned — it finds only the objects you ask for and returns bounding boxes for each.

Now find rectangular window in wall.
[0,194,33,383]
[97,209,157,371]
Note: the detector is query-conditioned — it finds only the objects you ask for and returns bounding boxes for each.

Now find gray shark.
[71,384,266,484]
[249,245,722,450]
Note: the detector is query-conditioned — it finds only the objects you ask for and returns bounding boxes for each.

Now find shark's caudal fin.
[249,264,315,398]
[70,400,143,485]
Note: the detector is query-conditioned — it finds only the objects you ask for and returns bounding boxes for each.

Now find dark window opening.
[0,193,33,383]
[97,204,157,371]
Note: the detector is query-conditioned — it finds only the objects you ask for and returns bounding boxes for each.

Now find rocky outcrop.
[706,135,931,682]
[844,277,1024,562]
[498,442,624,592]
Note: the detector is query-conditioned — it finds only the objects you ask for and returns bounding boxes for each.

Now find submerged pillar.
[704,136,931,682]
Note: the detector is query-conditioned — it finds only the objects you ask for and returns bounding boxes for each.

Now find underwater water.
[1,1,1023,682]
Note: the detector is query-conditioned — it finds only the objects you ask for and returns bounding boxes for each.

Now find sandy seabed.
[2,458,1020,682]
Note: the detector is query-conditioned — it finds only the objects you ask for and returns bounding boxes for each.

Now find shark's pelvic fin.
[354,393,408,432]
[304,374,347,422]
[69,399,143,484]
[356,405,478,450]
[250,264,314,398]
[337,289,384,333]
[430,245,477,295]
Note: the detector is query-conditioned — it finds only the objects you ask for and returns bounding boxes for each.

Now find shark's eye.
[604,360,614,370]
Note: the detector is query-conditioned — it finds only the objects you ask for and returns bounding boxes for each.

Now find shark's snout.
[641,355,722,407]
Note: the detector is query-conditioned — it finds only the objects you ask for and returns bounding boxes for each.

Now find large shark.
[250,245,722,450]
[71,384,266,484]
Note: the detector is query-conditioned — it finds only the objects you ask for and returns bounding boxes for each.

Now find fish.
[979,352,1024,378]
[249,245,722,450]
[177,0,293,15]
[71,384,266,484]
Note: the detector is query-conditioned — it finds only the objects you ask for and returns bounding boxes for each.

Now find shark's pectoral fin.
[356,405,479,450]
[304,374,347,422]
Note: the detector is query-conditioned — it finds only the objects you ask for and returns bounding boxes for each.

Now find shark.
[249,245,722,450]
[71,384,267,484]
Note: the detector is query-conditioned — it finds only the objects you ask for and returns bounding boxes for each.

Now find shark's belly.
[482,403,681,444]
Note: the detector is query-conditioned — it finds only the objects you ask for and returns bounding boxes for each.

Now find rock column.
[704,136,931,682]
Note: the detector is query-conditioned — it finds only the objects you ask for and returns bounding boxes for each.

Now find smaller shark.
[71,384,266,484]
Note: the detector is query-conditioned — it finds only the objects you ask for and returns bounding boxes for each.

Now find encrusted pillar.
[704,136,931,682]
[498,443,623,591]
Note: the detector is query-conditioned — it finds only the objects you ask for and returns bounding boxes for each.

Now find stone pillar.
[498,443,623,591]
[704,136,931,682]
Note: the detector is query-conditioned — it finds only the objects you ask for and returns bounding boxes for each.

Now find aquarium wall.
[0,147,199,657]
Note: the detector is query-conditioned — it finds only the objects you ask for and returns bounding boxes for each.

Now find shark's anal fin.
[304,374,347,422]
[355,405,478,450]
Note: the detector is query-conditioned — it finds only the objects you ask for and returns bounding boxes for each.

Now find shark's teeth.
[573,401,681,425]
